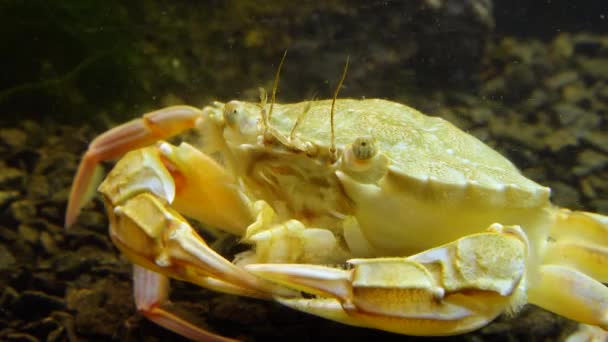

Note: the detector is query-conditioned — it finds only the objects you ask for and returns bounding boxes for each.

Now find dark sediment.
[1,2,607,342]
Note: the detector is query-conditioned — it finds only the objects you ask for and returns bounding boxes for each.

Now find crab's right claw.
[247,224,529,336]
[97,143,295,298]
[65,106,204,228]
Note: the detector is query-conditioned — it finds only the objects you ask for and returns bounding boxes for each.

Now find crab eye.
[223,101,241,125]
[352,136,377,160]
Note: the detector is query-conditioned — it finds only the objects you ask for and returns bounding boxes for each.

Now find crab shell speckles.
[222,98,551,209]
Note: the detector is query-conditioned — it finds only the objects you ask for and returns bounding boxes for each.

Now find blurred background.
[0,1,607,341]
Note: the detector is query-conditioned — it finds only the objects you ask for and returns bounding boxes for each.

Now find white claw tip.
[159,142,172,156]
[155,253,171,267]
[488,223,504,232]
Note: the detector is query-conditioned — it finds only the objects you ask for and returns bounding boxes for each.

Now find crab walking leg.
[133,265,239,342]
[543,209,608,282]
[66,105,205,228]
[247,224,529,336]
[107,191,295,299]
[528,265,608,329]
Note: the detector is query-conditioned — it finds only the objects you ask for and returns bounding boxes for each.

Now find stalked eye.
[352,136,377,160]
[223,101,241,125]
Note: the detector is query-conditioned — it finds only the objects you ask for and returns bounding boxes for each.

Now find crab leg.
[107,190,292,298]
[246,224,529,336]
[529,209,608,329]
[528,265,608,330]
[97,142,295,295]
[133,265,238,342]
[66,105,205,228]
[543,209,608,282]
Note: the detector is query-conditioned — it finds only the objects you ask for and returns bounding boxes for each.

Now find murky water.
[1,2,607,341]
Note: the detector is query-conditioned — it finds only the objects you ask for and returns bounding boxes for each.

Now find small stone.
[10,200,37,222]
[0,165,25,187]
[588,174,608,195]
[66,288,105,311]
[49,188,70,204]
[482,77,505,96]
[0,286,19,307]
[489,119,544,150]
[52,251,98,278]
[77,210,107,229]
[573,149,608,176]
[18,224,40,244]
[4,333,40,342]
[552,102,588,126]
[580,177,596,198]
[545,71,579,90]
[468,107,493,125]
[0,128,28,149]
[67,279,133,338]
[523,89,550,110]
[26,175,50,200]
[0,243,17,271]
[0,190,20,208]
[578,57,608,80]
[581,131,608,154]
[40,206,61,220]
[561,82,588,105]
[551,33,573,61]
[0,225,19,241]
[40,231,59,254]
[48,311,78,342]
[545,130,579,152]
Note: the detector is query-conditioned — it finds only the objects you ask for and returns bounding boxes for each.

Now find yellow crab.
[65,60,608,342]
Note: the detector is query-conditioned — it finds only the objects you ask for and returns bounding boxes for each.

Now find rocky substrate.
[0,33,607,341]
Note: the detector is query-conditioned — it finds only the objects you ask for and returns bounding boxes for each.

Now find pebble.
[0,190,20,208]
[0,243,17,271]
[545,71,579,89]
[4,333,40,342]
[26,175,50,200]
[573,149,608,176]
[598,83,608,101]
[582,131,608,154]
[561,82,588,105]
[10,200,37,222]
[578,57,608,80]
[39,231,59,255]
[0,165,25,188]
[523,89,550,110]
[17,224,40,245]
[552,102,588,126]
[0,129,28,150]
[468,107,493,125]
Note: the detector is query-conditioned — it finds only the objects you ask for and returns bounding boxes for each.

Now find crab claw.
[98,142,296,297]
[65,105,205,228]
[247,225,529,336]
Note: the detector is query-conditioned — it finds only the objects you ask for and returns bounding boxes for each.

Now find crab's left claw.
[65,106,204,228]
[247,224,529,336]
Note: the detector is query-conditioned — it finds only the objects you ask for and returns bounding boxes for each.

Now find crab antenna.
[267,50,287,125]
[259,87,268,129]
[290,98,314,140]
[330,56,349,161]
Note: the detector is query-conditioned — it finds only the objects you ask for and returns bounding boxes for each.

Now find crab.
[64,59,608,342]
